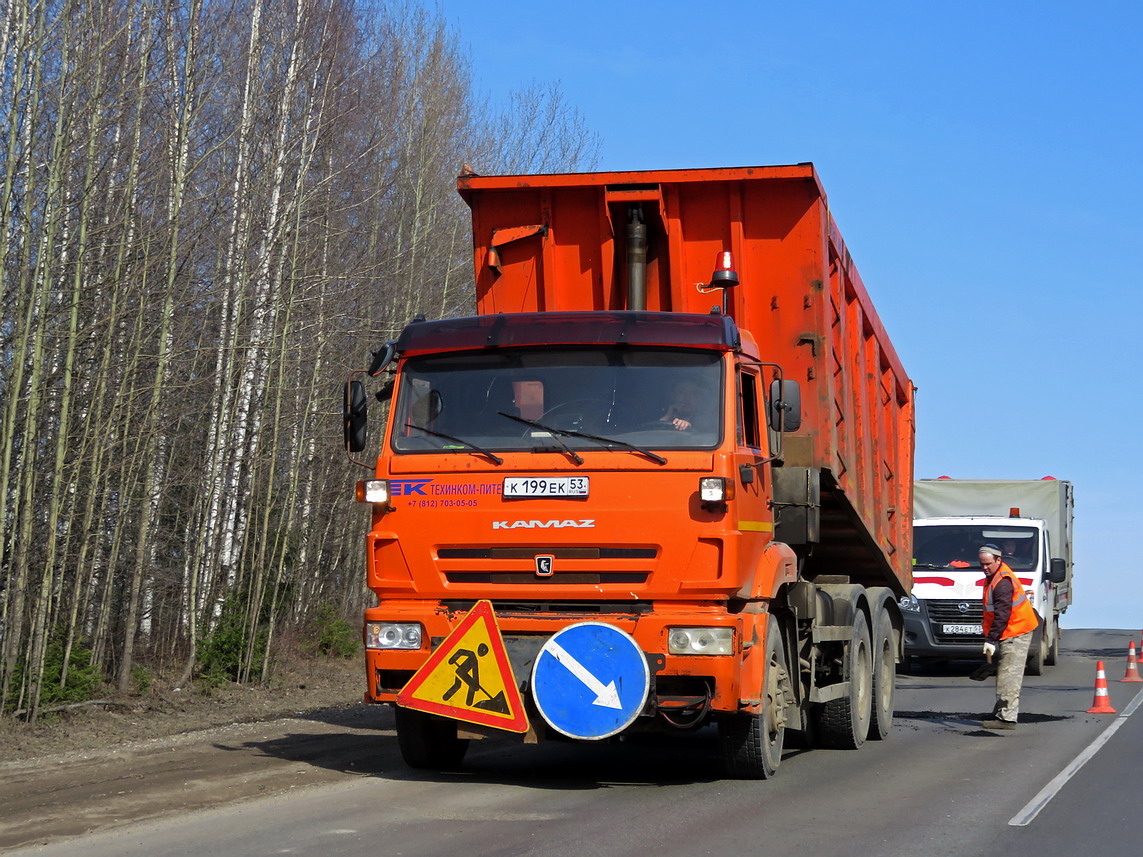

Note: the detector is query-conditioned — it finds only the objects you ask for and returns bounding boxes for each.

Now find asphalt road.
[3,629,1142,857]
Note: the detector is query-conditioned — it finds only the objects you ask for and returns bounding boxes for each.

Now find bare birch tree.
[0,0,601,719]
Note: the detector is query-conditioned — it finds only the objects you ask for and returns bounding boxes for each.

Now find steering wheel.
[628,418,682,432]
[529,398,610,432]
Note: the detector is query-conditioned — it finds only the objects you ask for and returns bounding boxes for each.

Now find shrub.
[131,664,153,695]
[197,595,267,686]
[307,603,359,659]
[5,632,103,714]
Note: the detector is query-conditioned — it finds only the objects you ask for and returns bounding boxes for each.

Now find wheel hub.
[765,659,791,736]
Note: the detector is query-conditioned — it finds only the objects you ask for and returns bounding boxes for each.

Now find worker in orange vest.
[979,543,1039,730]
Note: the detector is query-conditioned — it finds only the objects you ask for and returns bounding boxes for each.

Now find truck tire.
[719,620,789,779]
[819,610,873,750]
[1025,623,1046,676]
[868,606,896,741]
[1045,619,1060,666]
[395,706,469,770]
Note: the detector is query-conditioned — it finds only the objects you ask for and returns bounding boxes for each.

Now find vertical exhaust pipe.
[626,204,647,311]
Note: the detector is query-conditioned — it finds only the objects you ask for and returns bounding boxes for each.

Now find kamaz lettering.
[491,519,596,530]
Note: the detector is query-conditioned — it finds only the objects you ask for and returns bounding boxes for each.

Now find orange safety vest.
[982,563,1039,639]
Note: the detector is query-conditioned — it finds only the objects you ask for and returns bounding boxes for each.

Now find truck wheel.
[719,621,789,779]
[868,607,896,741]
[395,706,469,770]
[1045,619,1060,666]
[819,610,873,750]
[1025,623,1046,676]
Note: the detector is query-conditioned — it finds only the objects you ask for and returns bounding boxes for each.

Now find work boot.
[981,717,1017,731]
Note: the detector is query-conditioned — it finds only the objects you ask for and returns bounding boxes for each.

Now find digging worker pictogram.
[442,644,509,714]
[978,543,1039,731]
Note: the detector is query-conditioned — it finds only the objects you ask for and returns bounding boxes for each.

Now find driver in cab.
[660,380,704,431]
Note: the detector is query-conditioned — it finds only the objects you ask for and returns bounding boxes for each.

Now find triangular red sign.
[396,601,528,733]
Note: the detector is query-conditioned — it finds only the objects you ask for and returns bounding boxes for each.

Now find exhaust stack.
[626,204,647,311]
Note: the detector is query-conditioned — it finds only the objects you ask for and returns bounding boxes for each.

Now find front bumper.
[364,600,769,719]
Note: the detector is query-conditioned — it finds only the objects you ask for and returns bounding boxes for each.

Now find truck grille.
[438,547,655,559]
[437,545,655,587]
[927,599,985,644]
[444,571,648,585]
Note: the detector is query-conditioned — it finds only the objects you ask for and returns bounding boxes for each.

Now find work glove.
[982,642,997,658]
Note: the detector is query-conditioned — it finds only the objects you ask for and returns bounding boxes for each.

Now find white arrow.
[544,640,622,709]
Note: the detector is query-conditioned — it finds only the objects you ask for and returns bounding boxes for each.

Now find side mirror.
[768,380,801,432]
[1048,557,1067,584]
[343,380,368,452]
[367,340,398,376]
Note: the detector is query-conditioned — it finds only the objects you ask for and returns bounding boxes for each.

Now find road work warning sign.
[396,601,528,733]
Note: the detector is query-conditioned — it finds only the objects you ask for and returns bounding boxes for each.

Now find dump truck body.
[349,164,915,778]
[458,165,913,587]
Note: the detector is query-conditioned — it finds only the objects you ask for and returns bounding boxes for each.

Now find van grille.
[927,599,985,644]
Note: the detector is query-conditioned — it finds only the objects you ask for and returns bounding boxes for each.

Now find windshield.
[390,347,723,454]
[913,524,1040,571]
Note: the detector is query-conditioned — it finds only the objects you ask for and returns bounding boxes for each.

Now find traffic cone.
[1121,642,1143,682]
[1087,661,1117,714]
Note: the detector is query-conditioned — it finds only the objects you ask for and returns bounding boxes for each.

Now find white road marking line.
[1009,688,1143,826]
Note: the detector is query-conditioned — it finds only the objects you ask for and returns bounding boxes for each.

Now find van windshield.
[913,525,1040,571]
[390,347,723,454]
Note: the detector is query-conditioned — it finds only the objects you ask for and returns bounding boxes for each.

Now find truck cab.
[903,477,1074,674]
[365,309,789,716]
[903,515,1065,673]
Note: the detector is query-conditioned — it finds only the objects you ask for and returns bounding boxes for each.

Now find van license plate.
[942,623,983,635]
[503,477,589,498]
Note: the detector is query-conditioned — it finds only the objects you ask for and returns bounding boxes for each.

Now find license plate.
[503,476,589,498]
[942,623,983,635]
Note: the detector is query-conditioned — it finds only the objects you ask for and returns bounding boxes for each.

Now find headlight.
[355,479,390,504]
[898,594,922,613]
[365,622,422,649]
[699,477,734,503]
[668,627,734,655]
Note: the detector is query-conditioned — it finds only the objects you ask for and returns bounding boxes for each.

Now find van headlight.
[668,627,734,655]
[365,622,423,650]
[898,594,922,613]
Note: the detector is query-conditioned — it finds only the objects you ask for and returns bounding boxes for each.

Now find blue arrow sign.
[531,621,650,740]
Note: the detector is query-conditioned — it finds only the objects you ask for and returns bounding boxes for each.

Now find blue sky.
[442,1,1143,629]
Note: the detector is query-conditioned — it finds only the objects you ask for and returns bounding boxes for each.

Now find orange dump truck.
[343,163,915,779]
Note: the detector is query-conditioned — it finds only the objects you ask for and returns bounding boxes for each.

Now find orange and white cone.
[1121,642,1143,682]
[1088,661,1117,713]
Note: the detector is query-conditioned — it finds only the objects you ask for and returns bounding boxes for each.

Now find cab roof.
[394,310,741,356]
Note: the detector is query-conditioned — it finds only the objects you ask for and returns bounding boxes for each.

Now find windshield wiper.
[496,412,583,465]
[499,412,666,466]
[403,422,503,465]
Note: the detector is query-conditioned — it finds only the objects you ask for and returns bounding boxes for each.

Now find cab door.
[734,366,772,566]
